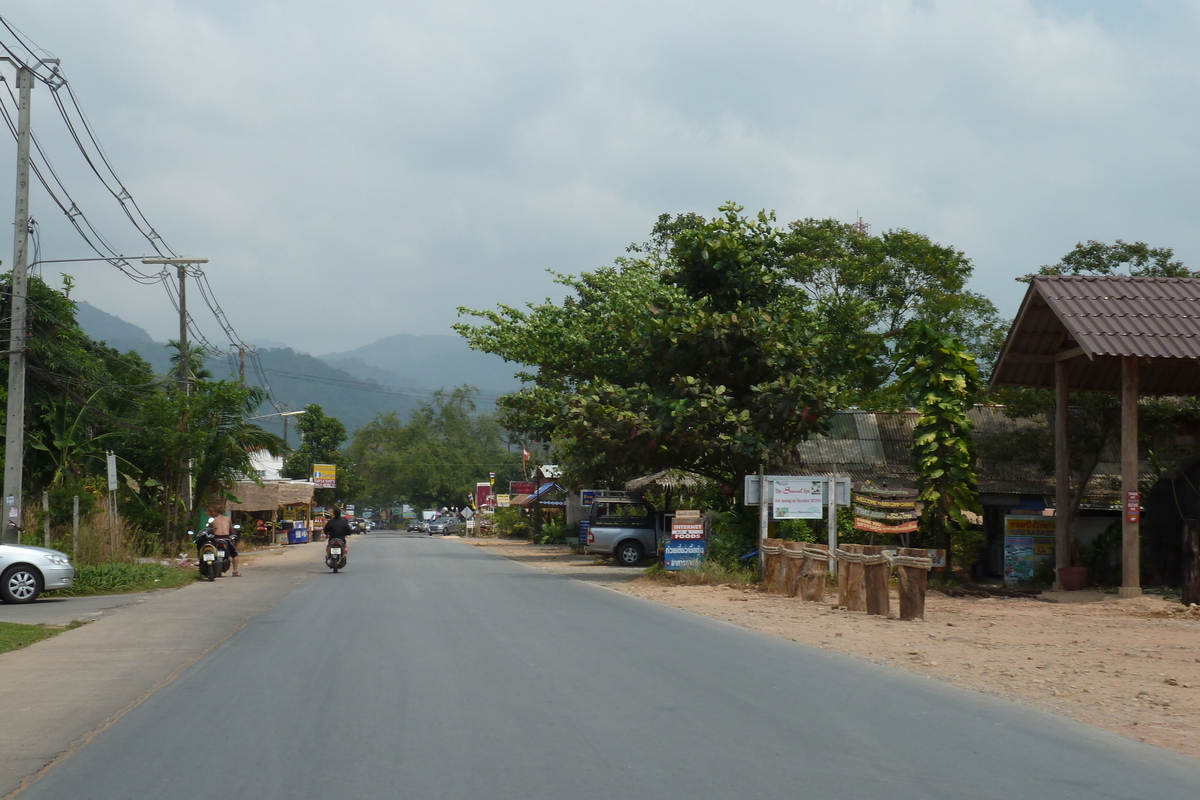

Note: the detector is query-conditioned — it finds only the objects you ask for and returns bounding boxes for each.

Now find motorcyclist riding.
[323,506,352,551]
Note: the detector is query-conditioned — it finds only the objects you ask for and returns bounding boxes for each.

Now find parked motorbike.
[190,521,240,581]
[325,536,347,573]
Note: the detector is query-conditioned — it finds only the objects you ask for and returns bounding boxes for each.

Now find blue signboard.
[665,540,707,570]
[578,519,590,546]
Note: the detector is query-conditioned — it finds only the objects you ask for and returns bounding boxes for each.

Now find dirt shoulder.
[467,538,1200,761]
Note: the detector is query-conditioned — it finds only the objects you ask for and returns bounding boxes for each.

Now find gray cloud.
[1,0,1198,355]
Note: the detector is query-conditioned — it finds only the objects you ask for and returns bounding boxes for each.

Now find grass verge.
[643,560,760,588]
[48,562,198,598]
[0,620,83,655]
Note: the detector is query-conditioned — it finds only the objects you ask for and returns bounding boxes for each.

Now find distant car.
[407,520,427,533]
[427,517,465,536]
[0,543,76,604]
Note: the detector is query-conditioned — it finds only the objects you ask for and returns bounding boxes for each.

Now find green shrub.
[534,520,570,545]
[51,562,195,597]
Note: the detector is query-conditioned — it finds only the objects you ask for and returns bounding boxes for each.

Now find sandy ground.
[467,538,1200,762]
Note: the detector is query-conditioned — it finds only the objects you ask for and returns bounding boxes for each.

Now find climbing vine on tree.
[895,321,983,572]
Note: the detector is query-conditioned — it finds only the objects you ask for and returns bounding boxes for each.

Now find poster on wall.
[772,479,824,519]
[1003,515,1056,585]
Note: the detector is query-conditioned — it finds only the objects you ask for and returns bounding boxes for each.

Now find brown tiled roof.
[992,275,1200,394]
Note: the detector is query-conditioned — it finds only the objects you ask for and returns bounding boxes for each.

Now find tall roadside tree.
[458,203,836,489]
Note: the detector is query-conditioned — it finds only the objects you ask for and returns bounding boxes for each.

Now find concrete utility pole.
[143,257,208,529]
[2,65,33,544]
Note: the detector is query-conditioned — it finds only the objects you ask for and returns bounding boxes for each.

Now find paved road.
[11,533,1200,799]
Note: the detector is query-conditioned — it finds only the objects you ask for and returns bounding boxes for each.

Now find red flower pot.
[1057,566,1088,591]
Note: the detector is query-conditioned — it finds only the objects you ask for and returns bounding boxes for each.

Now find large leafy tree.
[458,204,835,488]
[779,219,1003,406]
[349,386,518,511]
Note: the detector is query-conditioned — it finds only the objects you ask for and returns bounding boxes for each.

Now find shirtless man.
[208,503,241,577]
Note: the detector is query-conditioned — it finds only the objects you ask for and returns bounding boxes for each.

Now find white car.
[0,543,76,603]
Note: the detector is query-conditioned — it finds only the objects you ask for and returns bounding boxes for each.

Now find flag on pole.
[522,448,530,462]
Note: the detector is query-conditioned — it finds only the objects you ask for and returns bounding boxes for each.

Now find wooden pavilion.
[991,275,1200,595]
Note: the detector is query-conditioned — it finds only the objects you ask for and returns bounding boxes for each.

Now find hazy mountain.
[73,304,522,434]
[320,333,524,399]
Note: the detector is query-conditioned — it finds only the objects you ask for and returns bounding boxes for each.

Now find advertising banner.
[475,482,492,509]
[312,463,337,488]
[510,481,536,496]
[1003,515,1056,584]
[496,494,511,508]
[772,479,824,519]
[853,517,918,534]
[665,514,706,570]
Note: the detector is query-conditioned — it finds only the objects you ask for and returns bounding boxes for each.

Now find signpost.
[664,511,706,570]
[312,464,337,488]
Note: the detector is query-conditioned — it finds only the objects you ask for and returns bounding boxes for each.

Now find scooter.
[191,521,241,581]
[325,536,347,573]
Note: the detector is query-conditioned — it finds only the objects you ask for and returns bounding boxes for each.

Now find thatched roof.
[229,480,316,512]
[624,470,706,492]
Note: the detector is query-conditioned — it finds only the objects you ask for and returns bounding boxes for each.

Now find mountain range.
[75,302,525,436]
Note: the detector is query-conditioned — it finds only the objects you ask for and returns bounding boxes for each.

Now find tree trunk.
[839,543,866,611]
[798,544,828,601]
[782,542,805,597]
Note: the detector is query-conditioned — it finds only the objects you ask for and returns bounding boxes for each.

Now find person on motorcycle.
[323,506,352,550]
[208,503,241,577]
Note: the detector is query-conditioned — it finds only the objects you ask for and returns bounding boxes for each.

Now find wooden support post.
[1054,359,1071,590]
[782,542,805,597]
[799,544,829,601]
[762,538,784,593]
[862,544,890,617]
[897,547,929,621]
[1119,356,1141,598]
[1183,519,1200,608]
[838,543,867,611]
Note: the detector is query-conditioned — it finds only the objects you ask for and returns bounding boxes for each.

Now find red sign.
[671,521,705,540]
[1125,491,1140,523]
[510,481,536,495]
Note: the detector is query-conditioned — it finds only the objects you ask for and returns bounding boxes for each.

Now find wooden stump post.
[862,544,890,617]
[782,542,806,597]
[897,547,931,621]
[762,538,784,593]
[838,544,867,611]
[799,544,829,601]
[1183,520,1200,607]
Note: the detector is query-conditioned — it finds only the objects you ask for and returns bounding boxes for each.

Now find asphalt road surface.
[17,533,1200,799]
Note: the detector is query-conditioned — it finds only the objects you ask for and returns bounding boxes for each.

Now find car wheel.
[614,540,644,567]
[1,564,42,604]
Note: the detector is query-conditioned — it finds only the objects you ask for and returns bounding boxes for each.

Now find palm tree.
[187,383,285,518]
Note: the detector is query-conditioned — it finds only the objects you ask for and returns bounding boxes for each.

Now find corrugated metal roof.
[992,275,1200,393]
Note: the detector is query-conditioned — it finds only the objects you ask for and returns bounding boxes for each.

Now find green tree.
[895,321,983,572]
[282,404,358,505]
[458,203,835,489]
[1022,239,1198,280]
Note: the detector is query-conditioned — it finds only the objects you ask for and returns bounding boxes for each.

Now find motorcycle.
[190,521,240,581]
[325,536,347,573]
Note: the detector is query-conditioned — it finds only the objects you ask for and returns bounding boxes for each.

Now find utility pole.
[2,65,33,544]
[143,257,207,534]
[238,346,245,384]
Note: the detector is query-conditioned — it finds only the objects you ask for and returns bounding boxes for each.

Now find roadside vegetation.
[53,562,196,597]
[0,620,83,655]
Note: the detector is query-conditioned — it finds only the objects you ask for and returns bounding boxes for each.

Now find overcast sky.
[1,0,1198,355]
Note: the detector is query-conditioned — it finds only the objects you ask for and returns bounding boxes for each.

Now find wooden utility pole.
[2,65,33,544]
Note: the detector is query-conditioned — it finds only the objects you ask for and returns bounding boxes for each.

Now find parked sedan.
[0,543,76,604]
[426,517,465,536]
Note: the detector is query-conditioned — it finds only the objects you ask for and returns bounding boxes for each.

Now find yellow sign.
[495,494,511,507]
[312,463,337,488]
